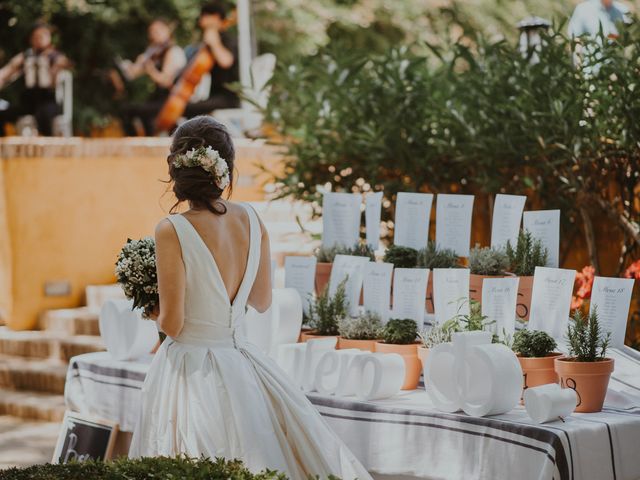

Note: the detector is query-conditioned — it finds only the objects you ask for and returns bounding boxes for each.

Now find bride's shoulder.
[155,217,180,243]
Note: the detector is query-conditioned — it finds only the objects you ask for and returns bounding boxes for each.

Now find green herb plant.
[308,279,349,335]
[506,230,549,276]
[512,329,558,357]
[338,312,383,340]
[566,308,611,362]
[381,318,418,344]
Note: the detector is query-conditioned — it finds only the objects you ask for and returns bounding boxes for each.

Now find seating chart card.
[284,256,317,314]
[528,267,577,340]
[363,261,393,321]
[322,192,362,248]
[523,210,560,268]
[392,268,429,327]
[393,192,434,250]
[482,277,520,339]
[329,255,369,317]
[491,194,527,249]
[435,194,475,257]
[365,191,383,250]
[433,268,470,325]
[589,276,635,348]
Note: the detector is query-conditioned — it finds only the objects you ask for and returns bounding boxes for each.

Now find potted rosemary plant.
[554,308,614,413]
[417,241,460,313]
[506,230,549,321]
[375,318,421,390]
[512,329,562,395]
[338,312,383,351]
[314,243,375,295]
[302,280,348,343]
[468,245,509,303]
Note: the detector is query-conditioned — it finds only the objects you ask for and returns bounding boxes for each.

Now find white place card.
[433,268,470,325]
[394,192,434,250]
[329,255,369,317]
[363,262,393,321]
[365,192,383,250]
[523,210,560,268]
[284,256,317,315]
[491,194,527,249]
[481,277,520,339]
[392,268,429,327]
[589,276,635,348]
[322,192,362,248]
[528,267,577,340]
[435,194,475,257]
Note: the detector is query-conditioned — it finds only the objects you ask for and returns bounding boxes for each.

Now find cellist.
[183,2,240,118]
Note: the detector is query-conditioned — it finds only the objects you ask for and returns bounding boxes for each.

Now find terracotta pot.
[469,273,505,303]
[315,262,332,295]
[338,338,378,352]
[418,346,429,384]
[375,342,422,390]
[425,276,434,314]
[516,276,534,321]
[555,357,614,413]
[518,353,563,398]
[299,330,340,344]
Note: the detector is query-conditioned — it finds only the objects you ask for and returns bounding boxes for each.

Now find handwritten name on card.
[322,192,362,248]
[528,267,577,340]
[392,268,429,327]
[365,192,383,250]
[491,194,527,249]
[433,268,470,325]
[394,192,434,250]
[436,194,475,257]
[363,262,393,321]
[329,255,369,317]
[284,256,317,314]
[589,276,635,348]
[523,210,560,268]
[482,277,520,339]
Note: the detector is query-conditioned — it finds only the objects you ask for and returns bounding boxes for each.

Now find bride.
[129,116,372,479]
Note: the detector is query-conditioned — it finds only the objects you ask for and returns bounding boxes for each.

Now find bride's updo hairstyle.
[168,116,235,215]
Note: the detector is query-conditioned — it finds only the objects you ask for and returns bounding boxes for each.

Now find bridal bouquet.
[115,237,159,318]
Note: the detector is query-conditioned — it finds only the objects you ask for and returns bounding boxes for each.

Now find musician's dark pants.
[120,99,166,137]
[183,94,240,118]
[0,89,60,136]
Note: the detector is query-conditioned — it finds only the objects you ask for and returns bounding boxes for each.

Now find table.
[65,348,640,480]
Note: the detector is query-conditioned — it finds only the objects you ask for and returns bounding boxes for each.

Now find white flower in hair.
[172,146,230,190]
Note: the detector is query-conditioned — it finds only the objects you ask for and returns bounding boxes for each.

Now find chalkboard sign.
[52,411,119,463]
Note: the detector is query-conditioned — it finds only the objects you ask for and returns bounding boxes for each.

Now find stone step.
[0,327,105,361]
[0,355,68,394]
[59,335,105,362]
[0,387,66,422]
[39,307,100,336]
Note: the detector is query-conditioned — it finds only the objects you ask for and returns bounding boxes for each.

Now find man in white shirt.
[568,0,631,38]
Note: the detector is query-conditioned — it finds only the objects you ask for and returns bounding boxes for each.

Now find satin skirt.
[128,337,372,480]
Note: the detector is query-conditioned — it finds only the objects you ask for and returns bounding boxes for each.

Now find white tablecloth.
[65,348,640,480]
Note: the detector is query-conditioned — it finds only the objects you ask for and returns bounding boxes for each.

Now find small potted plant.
[301,280,348,343]
[338,312,383,352]
[314,243,375,295]
[468,245,509,303]
[417,318,459,377]
[506,230,549,321]
[512,329,562,395]
[555,308,614,413]
[375,318,421,390]
[417,241,460,313]
[383,245,419,269]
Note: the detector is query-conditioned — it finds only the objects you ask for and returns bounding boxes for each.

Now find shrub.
[308,279,348,335]
[383,245,418,268]
[512,330,558,357]
[506,231,549,277]
[468,245,509,276]
[566,308,611,362]
[416,241,460,269]
[315,243,375,263]
[381,318,418,344]
[338,312,383,340]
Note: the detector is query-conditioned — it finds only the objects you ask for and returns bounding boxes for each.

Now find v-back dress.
[129,203,372,480]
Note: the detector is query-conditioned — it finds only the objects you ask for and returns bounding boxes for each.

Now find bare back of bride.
[128,116,371,480]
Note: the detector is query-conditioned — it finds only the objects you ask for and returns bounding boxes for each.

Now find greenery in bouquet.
[417,241,460,269]
[308,279,348,335]
[115,237,158,318]
[381,318,418,345]
[469,245,509,276]
[383,245,419,268]
[512,330,558,358]
[315,243,375,263]
[566,308,611,362]
[338,312,383,340]
[418,318,459,348]
[506,231,549,277]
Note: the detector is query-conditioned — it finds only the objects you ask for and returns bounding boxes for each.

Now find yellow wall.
[0,138,282,330]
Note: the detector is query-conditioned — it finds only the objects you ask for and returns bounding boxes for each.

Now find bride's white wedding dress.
[129,204,371,480]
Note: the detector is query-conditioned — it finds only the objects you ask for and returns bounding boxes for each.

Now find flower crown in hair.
[172,146,230,190]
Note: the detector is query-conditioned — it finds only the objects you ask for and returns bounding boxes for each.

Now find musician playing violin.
[183,1,240,118]
[119,19,186,136]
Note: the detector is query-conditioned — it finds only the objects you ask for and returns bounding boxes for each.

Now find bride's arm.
[155,219,186,337]
[247,220,272,313]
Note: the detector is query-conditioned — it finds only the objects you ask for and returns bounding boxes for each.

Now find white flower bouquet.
[115,237,159,318]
